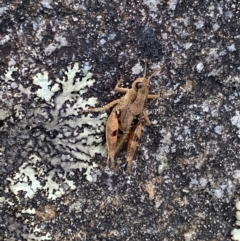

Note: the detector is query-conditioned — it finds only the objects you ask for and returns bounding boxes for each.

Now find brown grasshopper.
[83,62,167,172]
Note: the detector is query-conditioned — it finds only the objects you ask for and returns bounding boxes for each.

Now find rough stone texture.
[1,0,240,240]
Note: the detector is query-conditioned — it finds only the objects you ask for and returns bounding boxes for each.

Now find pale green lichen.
[7,162,41,200]
[0,66,18,82]
[4,62,108,241]
[33,71,60,102]
[231,201,240,241]
[6,154,76,201]
[232,228,240,241]
[54,62,99,113]
[9,62,107,203]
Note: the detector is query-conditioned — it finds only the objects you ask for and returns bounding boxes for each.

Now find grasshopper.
[83,62,167,172]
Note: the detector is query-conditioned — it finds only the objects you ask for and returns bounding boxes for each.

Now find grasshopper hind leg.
[125,122,143,173]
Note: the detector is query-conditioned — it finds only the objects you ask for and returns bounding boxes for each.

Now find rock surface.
[1,1,240,240]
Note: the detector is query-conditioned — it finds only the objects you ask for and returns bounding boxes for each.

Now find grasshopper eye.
[136,82,143,89]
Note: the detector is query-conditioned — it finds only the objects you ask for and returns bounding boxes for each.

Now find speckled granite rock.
[1,1,240,240]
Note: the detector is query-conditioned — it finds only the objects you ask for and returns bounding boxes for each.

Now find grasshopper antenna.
[143,60,147,78]
[147,62,169,81]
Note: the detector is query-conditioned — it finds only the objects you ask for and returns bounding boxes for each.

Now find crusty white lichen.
[33,71,60,102]
[6,154,76,201]
[2,62,107,240]
[0,66,18,120]
[0,66,18,82]
[231,111,240,138]
[6,62,107,204]
[231,201,240,241]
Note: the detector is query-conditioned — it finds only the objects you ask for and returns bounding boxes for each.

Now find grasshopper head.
[132,62,168,93]
[132,77,149,93]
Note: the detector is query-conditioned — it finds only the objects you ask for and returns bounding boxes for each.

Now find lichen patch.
[5,62,107,205]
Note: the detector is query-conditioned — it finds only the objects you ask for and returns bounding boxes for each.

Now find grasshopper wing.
[106,109,119,169]
[118,108,134,133]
